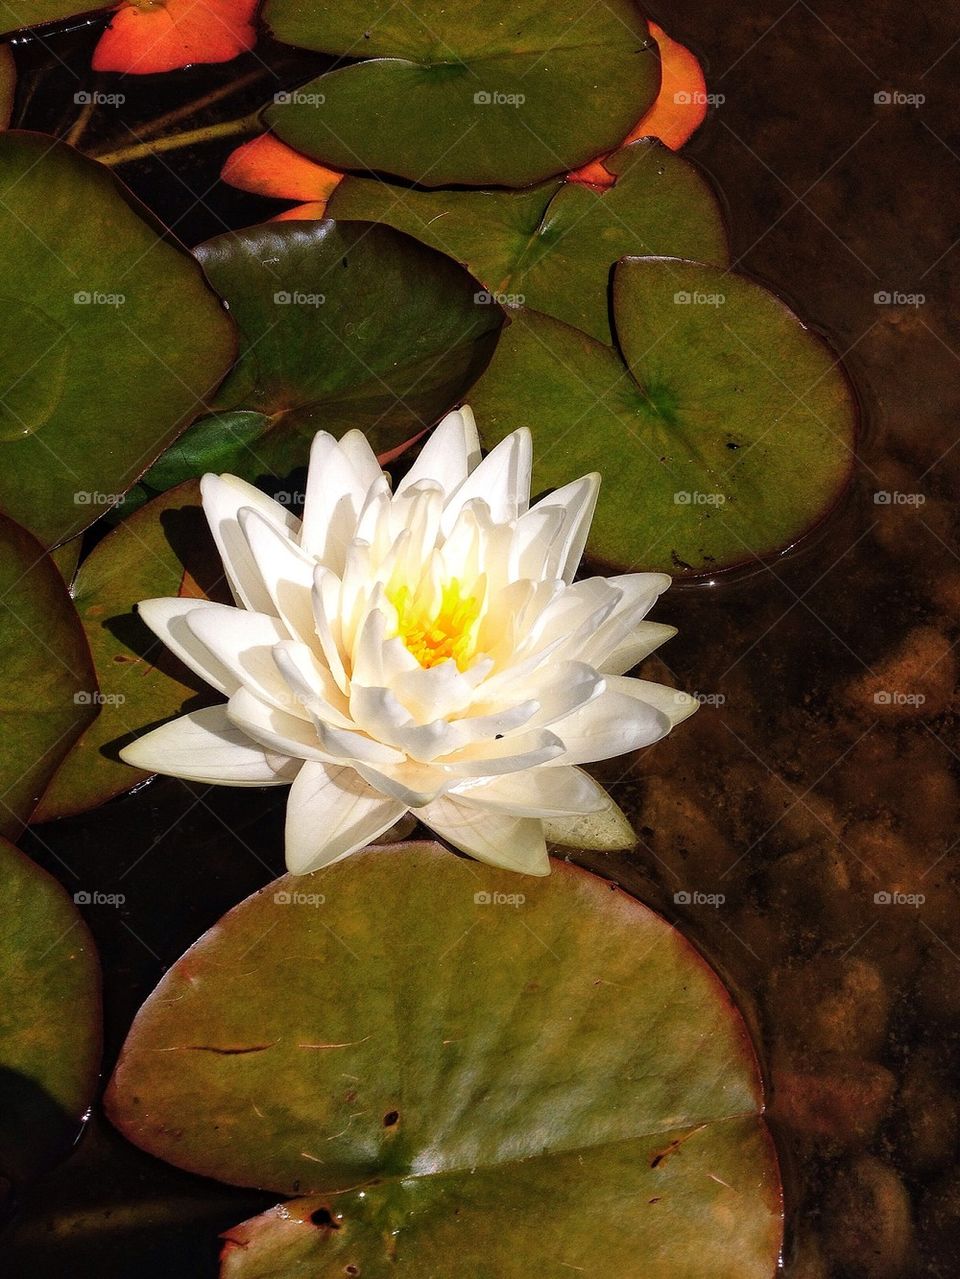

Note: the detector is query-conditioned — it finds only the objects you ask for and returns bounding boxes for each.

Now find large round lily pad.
[328,140,729,345]
[0,131,235,548]
[0,0,104,35]
[107,842,782,1275]
[0,514,97,836]
[470,256,857,576]
[262,0,660,187]
[0,834,101,1186]
[162,220,499,490]
[34,480,226,822]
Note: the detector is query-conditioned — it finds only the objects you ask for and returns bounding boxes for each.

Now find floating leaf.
[0,834,101,1186]
[0,132,236,548]
[142,219,500,489]
[263,0,660,187]
[221,133,342,221]
[0,514,97,836]
[0,43,14,128]
[34,481,226,822]
[0,0,103,35]
[107,843,782,1275]
[92,0,258,74]
[470,257,857,577]
[329,140,728,345]
[570,23,708,186]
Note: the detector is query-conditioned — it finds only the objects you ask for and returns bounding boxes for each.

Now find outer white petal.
[453,766,609,817]
[272,641,354,729]
[396,406,480,497]
[185,606,303,717]
[604,676,700,726]
[548,689,672,765]
[200,473,297,614]
[119,706,301,786]
[354,759,451,807]
[528,472,600,583]
[238,508,317,644]
[544,801,637,850]
[440,428,532,534]
[577,573,672,668]
[312,716,405,766]
[137,598,239,697]
[600,622,677,675]
[284,761,406,874]
[417,796,550,875]
[509,504,564,582]
[312,566,348,694]
[300,432,367,572]
[227,687,331,762]
[441,728,565,777]
[338,428,384,491]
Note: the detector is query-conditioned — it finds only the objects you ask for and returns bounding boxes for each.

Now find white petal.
[338,428,385,492]
[300,432,367,572]
[354,759,450,807]
[389,658,485,723]
[529,473,600,583]
[227,687,330,762]
[544,801,636,850]
[312,566,348,694]
[548,689,672,765]
[272,641,354,728]
[510,504,564,582]
[440,428,532,535]
[453,766,609,817]
[185,606,303,717]
[441,728,565,777]
[418,797,549,875]
[284,761,406,874]
[137,598,239,697]
[119,706,301,786]
[312,715,406,766]
[396,406,480,497]
[604,676,699,727]
[578,573,672,668]
[200,473,297,614]
[600,622,677,675]
[238,508,317,644]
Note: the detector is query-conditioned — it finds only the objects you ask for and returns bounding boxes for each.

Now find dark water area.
[3,0,960,1274]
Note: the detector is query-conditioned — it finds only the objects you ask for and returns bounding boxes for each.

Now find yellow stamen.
[388,578,482,671]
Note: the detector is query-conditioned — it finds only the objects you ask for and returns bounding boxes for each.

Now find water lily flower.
[120,409,695,875]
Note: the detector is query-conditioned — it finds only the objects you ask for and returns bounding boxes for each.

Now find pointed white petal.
[272,642,354,729]
[453,766,609,818]
[548,689,672,765]
[544,800,636,850]
[604,676,700,727]
[284,761,406,874]
[300,432,366,572]
[185,606,303,717]
[312,715,406,766]
[600,622,677,675]
[442,728,565,777]
[418,797,550,875]
[529,472,600,583]
[510,504,564,582]
[119,706,301,786]
[137,598,239,697]
[200,473,297,614]
[338,428,384,491]
[354,759,450,807]
[396,407,480,497]
[238,508,317,644]
[226,687,330,762]
[440,428,532,535]
[312,565,348,694]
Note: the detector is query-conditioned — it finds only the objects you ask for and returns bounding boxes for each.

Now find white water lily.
[121,407,696,876]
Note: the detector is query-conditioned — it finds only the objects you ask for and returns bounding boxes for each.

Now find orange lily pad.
[221,132,342,220]
[570,22,708,186]
[92,0,258,76]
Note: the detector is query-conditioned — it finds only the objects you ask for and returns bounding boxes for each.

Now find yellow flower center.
[389,578,482,671]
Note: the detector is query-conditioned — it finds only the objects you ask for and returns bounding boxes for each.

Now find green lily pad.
[0,834,101,1186]
[0,131,236,548]
[470,256,857,577]
[159,220,499,490]
[328,141,729,344]
[33,480,226,823]
[0,44,14,127]
[107,842,782,1275]
[0,1,103,35]
[0,514,97,836]
[262,0,660,187]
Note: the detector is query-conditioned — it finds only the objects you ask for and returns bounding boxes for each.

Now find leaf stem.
[90,111,262,167]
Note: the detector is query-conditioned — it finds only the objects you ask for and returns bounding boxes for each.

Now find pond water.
[3,0,959,1274]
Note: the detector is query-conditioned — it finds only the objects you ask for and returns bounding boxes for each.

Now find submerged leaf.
[92,0,258,75]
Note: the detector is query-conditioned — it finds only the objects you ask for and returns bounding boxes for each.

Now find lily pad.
[0,0,102,35]
[328,140,728,345]
[107,842,782,1275]
[150,219,499,490]
[0,514,97,836]
[0,834,101,1186]
[33,480,227,822]
[470,257,857,577]
[263,0,660,187]
[0,131,235,548]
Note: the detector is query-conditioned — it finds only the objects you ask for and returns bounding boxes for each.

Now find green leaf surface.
[107,842,781,1276]
[177,220,499,487]
[0,132,236,548]
[262,0,660,187]
[0,513,97,836]
[0,0,103,36]
[329,141,729,344]
[470,257,857,577]
[33,480,227,822]
[0,834,101,1185]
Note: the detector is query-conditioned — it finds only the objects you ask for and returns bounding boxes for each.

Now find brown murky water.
[4,0,960,1274]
